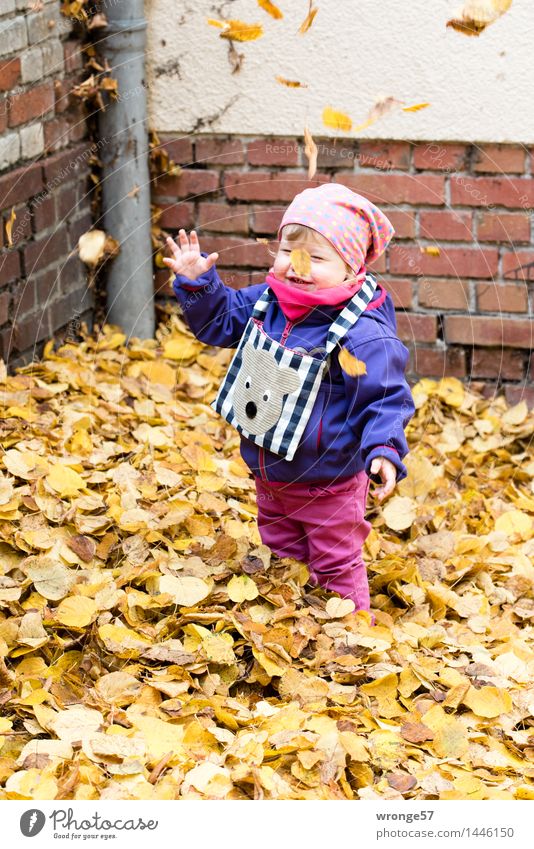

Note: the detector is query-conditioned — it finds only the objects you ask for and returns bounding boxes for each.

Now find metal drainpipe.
[97,0,154,339]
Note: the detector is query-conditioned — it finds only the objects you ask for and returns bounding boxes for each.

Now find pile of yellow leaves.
[0,312,534,801]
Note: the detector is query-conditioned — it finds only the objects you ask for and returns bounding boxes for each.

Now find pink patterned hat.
[278,182,394,275]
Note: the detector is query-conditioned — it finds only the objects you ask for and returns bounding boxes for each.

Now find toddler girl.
[164,183,415,623]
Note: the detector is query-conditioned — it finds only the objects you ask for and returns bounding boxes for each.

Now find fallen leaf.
[338,348,367,377]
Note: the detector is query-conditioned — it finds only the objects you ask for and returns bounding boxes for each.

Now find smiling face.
[272,225,353,291]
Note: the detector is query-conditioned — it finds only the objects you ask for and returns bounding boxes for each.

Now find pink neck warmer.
[266,271,368,320]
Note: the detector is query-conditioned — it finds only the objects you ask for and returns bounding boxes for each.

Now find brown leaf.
[400,722,435,743]
[66,534,96,562]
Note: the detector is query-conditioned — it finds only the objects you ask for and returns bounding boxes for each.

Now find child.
[164,183,415,623]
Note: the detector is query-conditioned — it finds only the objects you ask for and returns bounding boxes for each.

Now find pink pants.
[254,470,374,619]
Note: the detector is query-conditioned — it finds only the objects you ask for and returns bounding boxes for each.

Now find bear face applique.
[232,344,301,435]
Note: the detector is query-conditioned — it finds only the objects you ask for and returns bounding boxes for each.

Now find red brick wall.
[0,3,93,370]
[154,135,534,406]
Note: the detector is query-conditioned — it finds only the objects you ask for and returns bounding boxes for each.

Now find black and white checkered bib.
[211,274,378,461]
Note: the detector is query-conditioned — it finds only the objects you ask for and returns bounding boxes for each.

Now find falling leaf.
[421,246,441,256]
[275,75,308,88]
[298,1,318,34]
[353,96,405,133]
[322,106,352,132]
[5,207,16,246]
[338,348,367,377]
[289,248,311,277]
[257,0,283,19]
[209,19,264,42]
[304,125,318,179]
[403,102,431,112]
[447,0,513,36]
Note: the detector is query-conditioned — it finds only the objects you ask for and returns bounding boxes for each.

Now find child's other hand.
[163,230,219,280]
[369,456,397,502]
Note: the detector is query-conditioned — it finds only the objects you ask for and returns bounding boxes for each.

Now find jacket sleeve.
[172,256,269,348]
[340,333,415,482]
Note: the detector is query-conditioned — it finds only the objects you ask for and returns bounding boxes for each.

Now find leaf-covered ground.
[0,311,533,800]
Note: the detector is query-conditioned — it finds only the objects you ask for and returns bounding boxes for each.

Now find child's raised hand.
[369,456,397,502]
[163,230,219,280]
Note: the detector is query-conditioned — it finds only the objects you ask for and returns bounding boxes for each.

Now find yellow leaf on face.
[382,495,416,530]
[421,245,441,256]
[304,125,318,179]
[214,19,264,42]
[322,106,352,132]
[227,574,259,602]
[298,2,318,34]
[462,685,513,718]
[275,75,308,88]
[495,509,533,542]
[403,102,431,112]
[257,0,283,19]
[46,463,85,497]
[55,596,98,628]
[338,348,367,377]
[289,248,311,278]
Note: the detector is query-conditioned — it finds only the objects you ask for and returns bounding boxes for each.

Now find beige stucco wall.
[145,0,533,143]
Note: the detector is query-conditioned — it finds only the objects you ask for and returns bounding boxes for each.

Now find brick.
[502,251,534,280]
[0,160,42,210]
[67,106,89,143]
[476,282,528,313]
[476,212,530,243]
[396,312,437,343]
[251,205,284,234]
[42,143,92,183]
[358,141,411,171]
[336,172,445,205]
[224,171,329,202]
[248,138,299,167]
[0,129,19,169]
[58,254,85,295]
[0,57,20,91]
[43,115,70,153]
[54,78,75,114]
[445,315,534,348]
[368,253,386,273]
[0,17,27,57]
[56,183,78,221]
[504,385,534,409]
[413,143,468,172]
[410,345,466,378]
[156,201,194,230]
[30,191,55,232]
[0,96,6,133]
[473,145,525,174]
[155,169,219,199]
[23,226,68,274]
[387,209,415,239]
[0,290,9,325]
[41,39,64,77]
[198,202,248,234]
[20,46,43,84]
[8,80,54,127]
[9,309,51,353]
[158,136,193,164]
[154,268,173,296]
[450,176,534,209]
[26,6,63,45]
[195,138,244,166]
[0,248,20,285]
[419,210,472,241]
[0,1,16,15]
[418,278,470,310]
[48,286,93,334]
[68,212,92,250]
[63,40,84,73]
[219,269,251,289]
[20,122,44,159]
[198,236,270,268]
[381,277,412,308]
[389,245,498,278]
[471,348,525,379]
[315,138,358,169]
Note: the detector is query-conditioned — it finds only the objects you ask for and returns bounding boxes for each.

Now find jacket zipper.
[258,316,305,481]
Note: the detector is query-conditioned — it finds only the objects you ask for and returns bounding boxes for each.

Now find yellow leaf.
[46,463,85,497]
[495,510,533,542]
[353,96,404,133]
[462,685,513,718]
[216,19,264,42]
[227,574,259,602]
[403,102,431,112]
[56,596,98,628]
[447,0,512,36]
[5,207,16,246]
[289,248,311,278]
[382,495,416,530]
[304,125,318,179]
[432,719,468,759]
[257,0,283,19]
[159,574,213,607]
[421,245,441,256]
[162,337,201,361]
[275,76,308,88]
[298,3,318,34]
[325,597,355,617]
[138,360,176,388]
[322,106,352,132]
[252,649,285,677]
[338,348,367,377]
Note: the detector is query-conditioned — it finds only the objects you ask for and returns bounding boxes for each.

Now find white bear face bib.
[210,276,377,461]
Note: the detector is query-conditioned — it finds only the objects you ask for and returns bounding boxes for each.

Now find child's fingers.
[204,252,219,270]
[165,235,181,258]
[178,229,190,251]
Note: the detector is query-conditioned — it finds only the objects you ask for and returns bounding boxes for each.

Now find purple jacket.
[173,263,415,484]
